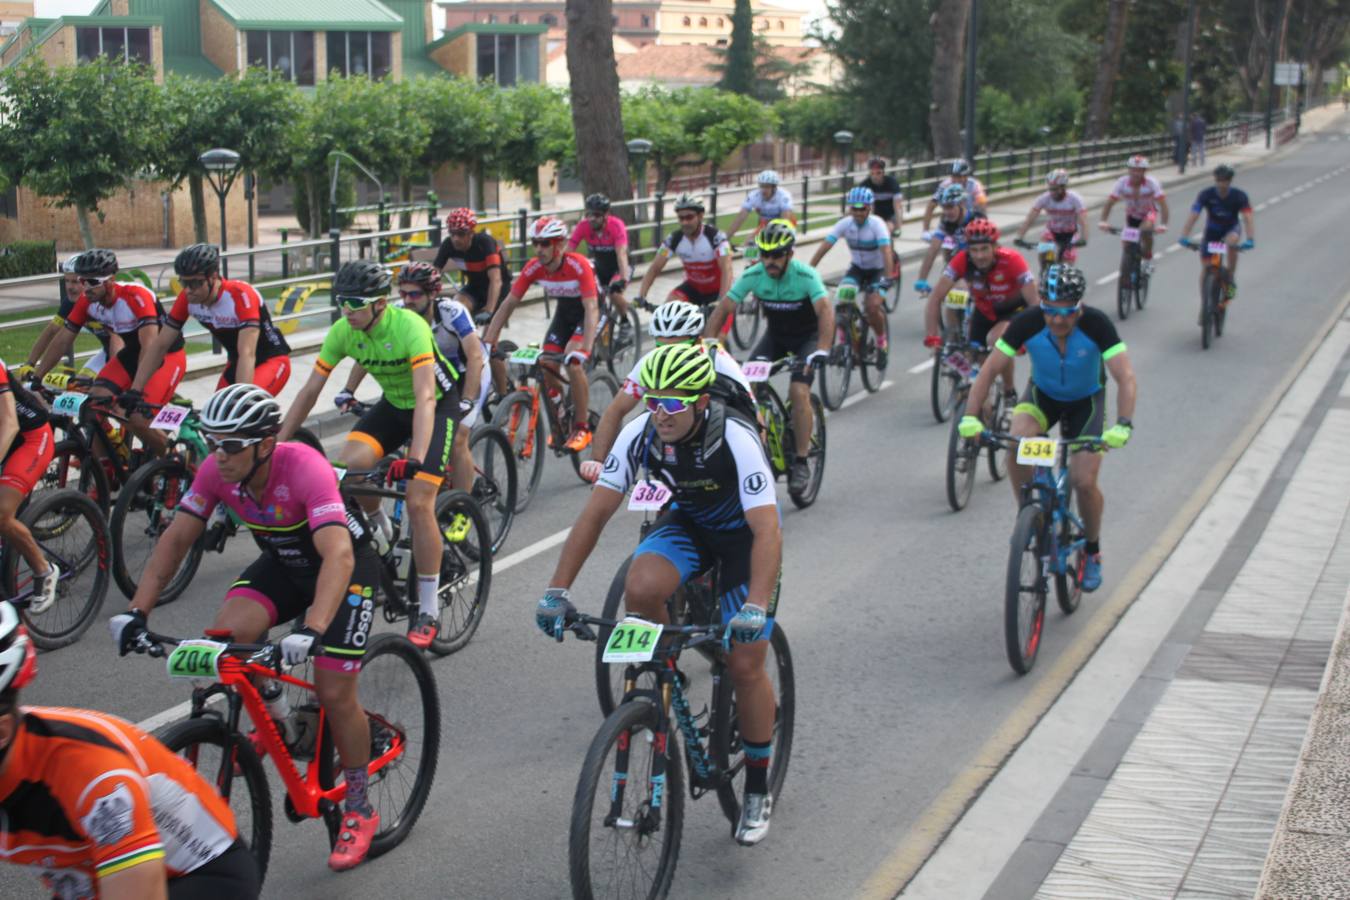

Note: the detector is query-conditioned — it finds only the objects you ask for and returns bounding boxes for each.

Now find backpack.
[703,343,759,426]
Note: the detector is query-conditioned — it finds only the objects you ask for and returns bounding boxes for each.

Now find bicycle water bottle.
[258,679,297,746]
[391,538,413,581]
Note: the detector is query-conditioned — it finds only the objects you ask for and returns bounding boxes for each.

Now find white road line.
[1280,191,1294,199]
[1255,203,1268,211]
[908,358,935,374]
[840,380,894,408]
[1165,244,1183,253]
[1096,272,1120,285]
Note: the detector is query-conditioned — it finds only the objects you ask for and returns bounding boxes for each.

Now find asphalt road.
[5,120,1350,899]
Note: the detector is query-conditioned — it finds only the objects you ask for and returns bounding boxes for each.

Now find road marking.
[840,380,894,408]
[1255,203,1268,211]
[908,358,935,374]
[1165,243,1183,253]
[1095,272,1120,285]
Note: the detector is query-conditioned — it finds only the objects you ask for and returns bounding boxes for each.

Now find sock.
[344,766,372,815]
[417,574,439,618]
[1086,540,1100,556]
[743,739,771,795]
[876,332,889,348]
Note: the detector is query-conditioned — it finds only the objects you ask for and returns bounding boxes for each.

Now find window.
[487,14,497,23]
[508,14,519,24]
[245,31,314,85]
[778,19,785,29]
[326,31,391,79]
[540,14,557,26]
[476,32,540,85]
[641,14,650,27]
[75,26,152,65]
[0,183,16,219]
[716,17,723,27]
[682,16,690,26]
[698,16,707,26]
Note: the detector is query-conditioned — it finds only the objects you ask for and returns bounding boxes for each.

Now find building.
[609,41,833,94]
[0,2,32,37]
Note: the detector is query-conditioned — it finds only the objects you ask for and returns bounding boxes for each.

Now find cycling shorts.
[543,301,588,354]
[633,510,778,641]
[1014,384,1105,448]
[749,331,818,386]
[967,304,1024,348]
[457,280,506,316]
[216,355,291,397]
[225,547,380,673]
[168,839,260,900]
[96,349,187,408]
[592,255,622,289]
[1125,212,1158,228]
[1203,223,1242,245]
[348,395,458,487]
[670,281,721,309]
[841,265,886,294]
[0,425,54,494]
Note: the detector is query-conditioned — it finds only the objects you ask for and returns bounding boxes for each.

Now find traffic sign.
[1274,62,1304,86]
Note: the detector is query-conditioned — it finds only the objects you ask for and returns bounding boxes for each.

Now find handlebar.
[979,430,1107,452]
[131,628,281,672]
[557,610,726,652]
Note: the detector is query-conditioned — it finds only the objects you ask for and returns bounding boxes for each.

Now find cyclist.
[568,193,635,345]
[921,159,987,233]
[633,194,733,314]
[483,216,600,452]
[859,157,905,233]
[279,260,462,650]
[30,249,186,460]
[582,300,754,482]
[20,254,121,382]
[726,169,796,248]
[914,183,977,295]
[706,220,832,495]
[131,244,292,405]
[1013,169,1089,263]
[0,360,59,613]
[1098,155,1170,271]
[808,186,896,366]
[434,207,511,395]
[0,603,262,898]
[958,265,1137,592]
[536,343,783,846]
[337,262,484,497]
[1177,164,1255,302]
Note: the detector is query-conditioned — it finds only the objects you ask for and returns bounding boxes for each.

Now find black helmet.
[74,249,118,278]
[585,193,611,213]
[174,243,220,278]
[397,261,442,292]
[1213,164,1235,181]
[951,159,973,176]
[334,260,391,299]
[1040,264,1086,305]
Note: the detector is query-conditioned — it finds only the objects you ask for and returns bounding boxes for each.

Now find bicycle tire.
[1201,271,1218,350]
[986,381,1011,483]
[1116,247,1133,321]
[930,349,959,424]
[1054,483,1083,615]
[111,456,204,605]
[43,438,111,514]
[859,310,887,393]
[157,716,273,887]
[819,310,852,411]
[1136,267,1150,310]
[594,555,633,718]
[491,390,546,513]
[604,307,643,376]
[884,272,901,313]
[569,699,683,900]
[570,372,618,483]
[732,298,761,351]
[711,625,796,829]
[467,424,517,557]
[789,393,826,509]
[945,398,978,512]
[415,490,492,656]
[1214,279,1227,338]
[6,489,110,649]
[290,426,325,456]
[1005,504,1047,675]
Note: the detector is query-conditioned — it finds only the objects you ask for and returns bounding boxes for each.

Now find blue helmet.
[846,186,874,208]
[938,184,967,207]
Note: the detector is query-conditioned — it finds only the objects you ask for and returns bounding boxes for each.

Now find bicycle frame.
[1016,443,1088,577]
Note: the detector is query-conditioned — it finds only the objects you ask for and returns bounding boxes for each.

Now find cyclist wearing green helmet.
[707,219,832,494]
[537,341,784,846]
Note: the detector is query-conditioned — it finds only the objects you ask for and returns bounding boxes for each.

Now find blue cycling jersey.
[996,306,1126,402]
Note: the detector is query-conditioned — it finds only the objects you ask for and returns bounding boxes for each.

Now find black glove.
[474,310,493,327]
[609,278,627,294]
[118,388,144,412]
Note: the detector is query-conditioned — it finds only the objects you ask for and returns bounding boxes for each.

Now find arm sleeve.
[574,256,599,297]
[713,230,731,254]
[741,194,757,212]
[1081,309,1126,357]
[943,251,969,282]
[63,296,91,331]
[995,309,1042,356]
[441,300,476,339]
[404,314,438,372]
[611,218,629,247]
[1150,177,1166,200]
[566,221,586,251]
[714,349,753,392]
[509,260,540,297]
[825,218,847,244]
[166,293,190,328]
[726,269,756,303]
[123,287,160,324]
[727,419,777,512]
[595,415,648,495]
[433,238,453,270]
[233,284,263,326]
[805,265,828,302]
[621,358,644,398]
[179,457,222,520]
[295,449,349,530]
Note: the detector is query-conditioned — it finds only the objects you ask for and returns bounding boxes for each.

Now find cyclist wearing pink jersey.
[569,194,635,343]
[1098,155,1170,270]
[1014,169,1089,262]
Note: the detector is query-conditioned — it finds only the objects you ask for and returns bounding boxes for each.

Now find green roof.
[403,55,448,78]
[207,0,402,31]
[164,54,224,78]
[0,18,53,63]
[427,22,548,51]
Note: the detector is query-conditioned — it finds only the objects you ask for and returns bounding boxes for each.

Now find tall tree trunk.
[188,173,208,243]
[74,202,96,249]
[565,0,635,220]
[399,174,413,230]
[1085,0,1130,140]
[928,0,972,158]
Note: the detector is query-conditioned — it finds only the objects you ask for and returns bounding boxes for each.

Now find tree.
[1083,0,1130,139]
[775,92,853,169]
[488,84,573,210]
[622,86,698,187]
[411,76,500,211]
[621,87,771,188]
[719,0,758,95]
[928,0,972,158]
[1109,0,1184,135]
[565,0,634,217]
[363,78,431,227]
[0,58,163,247]
[711,33,814,102]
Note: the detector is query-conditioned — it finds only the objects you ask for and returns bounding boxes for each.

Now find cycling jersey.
[315,305,457,410]
[166,279,289,364]
[996,306,1125,402]
[510,253,598,304]
[1109,175,1166,220]
[621,341,752,399]
[63,284,184,371]
[944,247,1034,321]
[727,259,828,337]
[0,360,48,432]
[396,297,475,369]
[434,232,509,303]
[1031,190,1087,234]
[825,214,892,270]
[859,175,903,222]
[567,216,628,257]
[741,187,794,222]
[659,225,731,296]
[932,176,987,211]
[57,293,112,355]
[0,359,53,494]
[1192,186,1251,236]
[0,706,238,896]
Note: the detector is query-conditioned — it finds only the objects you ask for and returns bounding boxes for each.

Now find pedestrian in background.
[1189,113,1207,166]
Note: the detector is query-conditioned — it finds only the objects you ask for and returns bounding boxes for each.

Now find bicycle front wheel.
[986,380,1011,483]
[788,393,826,509]
[1201,271,1218,350]
[1005,504,1048,675]
[930,349,959,423]
[42,438,111,513]
[7,489,110,649]
[731,298,761,351]
[418,489,493,655]
[945,398,977,512]
[884,273,902,313]
[859,311,887,393]
[570,700,683,900]
[111,456,204,605]
[1054,483,1084,615]
[492,390,546,513]
[570,371,619,483]
[818,314,852,411]
[467,424,518,557]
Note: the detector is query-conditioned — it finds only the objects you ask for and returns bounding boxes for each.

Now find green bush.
[0,240,56,279]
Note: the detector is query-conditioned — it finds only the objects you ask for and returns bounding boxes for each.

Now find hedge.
[0,241,56,279]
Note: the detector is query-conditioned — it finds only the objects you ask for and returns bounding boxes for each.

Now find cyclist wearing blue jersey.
[727,170,796,250]
[959,265,1137,592]
[809,186,896,364]
[915,183,977,294]
[1177,164,1255,301]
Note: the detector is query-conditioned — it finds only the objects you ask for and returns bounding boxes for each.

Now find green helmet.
[638,343,715,395]
[755,219,796,253]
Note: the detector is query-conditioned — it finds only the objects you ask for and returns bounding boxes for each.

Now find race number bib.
[944,289,969,309]
[510,346,543,365]
[1016,437,1057,467]
[628,479,672,511]
[1206,241,1227,255]
[165,640,227,679]
[52,392,87,417]
[742,361,772,383]
[1119,227,1141,243]
[602,617,664,663]
[150,404,190,431]
[1036,241,1057,254]
[41,371,72,390]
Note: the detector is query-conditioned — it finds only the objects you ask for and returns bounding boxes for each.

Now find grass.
[0,305,212,366]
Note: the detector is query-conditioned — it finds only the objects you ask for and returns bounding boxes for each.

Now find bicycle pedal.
[442,513,471,543]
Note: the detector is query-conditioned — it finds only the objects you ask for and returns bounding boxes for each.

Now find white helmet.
[0,603,36,696]
[527,216,568,242]
[201,384,281,436]
[757,169,781,186]
[59,254,83,274]
[649,300,705,339]
[1047,168,1070,187]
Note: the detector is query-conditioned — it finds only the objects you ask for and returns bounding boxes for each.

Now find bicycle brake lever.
[572,621,597,642]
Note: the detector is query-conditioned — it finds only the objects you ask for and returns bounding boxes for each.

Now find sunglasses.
[532,240,556,249]
[450,229,473,237]
[761,249,790,260]
[645,395,698,415]
[1042,302,1082,317]
[180,277,208,289]
[336,295,380,310]
[398,288,427,300]
[849,204,870,210]
[79,275,112,286]
[205,435,264,454]
[676,214,699,223]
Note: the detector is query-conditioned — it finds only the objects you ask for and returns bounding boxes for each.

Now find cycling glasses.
[532,240,557,248]
[761,249,790,260]
[398,288,427,300]
[205,435,264,454]
[179,277,208,290]
[336,294,382,310]
[79,275,113,286]
[645,395,699,415]
[676,213,699,223]
[1041,302,1082,318]
[449,229,473,238]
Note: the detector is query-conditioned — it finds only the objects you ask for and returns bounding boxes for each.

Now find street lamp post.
[834,129,854,197]
[626,138,652,229]
[199,148,241,279]
[964,0,980,165]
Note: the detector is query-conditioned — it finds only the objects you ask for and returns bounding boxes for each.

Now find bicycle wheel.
[711,625,796,829]
[1116,248,1133,321]
[731,298,761,351]
[5,489,110,649]
[1054,484,1083,615]
[595,555,634,718]
[467,425,517,557]
[859,310,887,393]
[157,716,273,887]
[42,438,111,513]
[1214,279,1227,338]
[1005,504,1048,675]
[290,426,326,457]
[930,350,959,423]
[884,272,902,313]
[491,390,545,513]
[789,393,826,509]
[1136,267,1150,310]
[414,489,492,655]
[818,311,852,411]
[945,398,978,512]
[986,381,1011,482]
[1201,271,1218,350]
[569,700,683,900]
[111,456,204,605]
[605,307,643,376]
[571,372,618,483]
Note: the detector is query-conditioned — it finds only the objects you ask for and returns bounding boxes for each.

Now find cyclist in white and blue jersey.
[808,186,896,364]
[727,170,796,251]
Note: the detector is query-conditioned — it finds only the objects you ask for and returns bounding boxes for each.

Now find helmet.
[867,157,886,169]
[649,300,704,339]
[1047,169,1070,187]
[1126,154,1150,170]
[447,208,477,231]
[756,169,781,186]
[585,193,611,213]
[951,159,973,176]
[846,186,875,207]
[963,218,1000,245]
[201,383,282,437]
[938,184,967,207]
[1041,264,1086,305]
[398,261,442,292]
[755,219,796,253]
[59,254,83,275]
[0,602,37,697]
[334,260,391,299]
[672,193,704,213]
[1213,164,1235,180]
[74,249,118,278]
[639,342,715,395]
[174,243,220,277]
[528,216,567,242]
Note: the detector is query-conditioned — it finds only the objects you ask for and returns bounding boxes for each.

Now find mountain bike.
[126,628,440,887]
[589,293,643,377]
[1188,240,1247,350]
[1013,234,1087,279]
[743,357,826,509]
[34,374,146,514]
[818,281,889,411]
[929,289,971,423]
[944,360,1014,512]
[1107,226,1150,321]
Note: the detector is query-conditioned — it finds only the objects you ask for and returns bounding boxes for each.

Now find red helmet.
[447,208,477,231]
[963,217,999,245]
[398,261,442,292]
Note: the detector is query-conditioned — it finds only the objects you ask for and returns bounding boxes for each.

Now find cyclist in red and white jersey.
[1014,169,1089,262]
[633,194,733,312]
[1098,155,1170,271]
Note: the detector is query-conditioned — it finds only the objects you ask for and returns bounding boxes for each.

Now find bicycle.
[588,292,643,377]
[983,431,1104,674]
[1188,240,1246,350]
[491,343,619,513]
[1013,235,1087,279]
[818,281,889,411]
[125,627,440,887]
[34,373,144,515]
[883,232,903,313]
[944,358,1014,512]
[1106,226,1150,321]
[743,356,826,509]
[929,288,971,423]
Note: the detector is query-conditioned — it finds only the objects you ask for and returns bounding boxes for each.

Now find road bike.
[1188,240,1247,350]
[1106,226,1150,321]
[744,357,826,509]
[818,281,889,411]
[126,628,439,887]
[34,371,147,514]
[944,359,1015,512]
[929,289,971,423]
